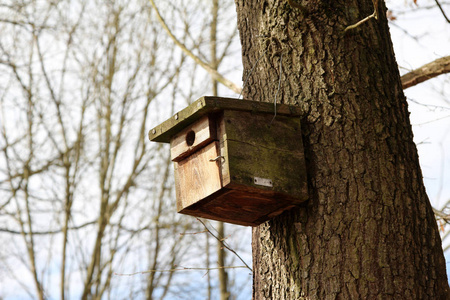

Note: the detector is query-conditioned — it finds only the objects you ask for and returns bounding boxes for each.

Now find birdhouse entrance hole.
[185,130,195,146]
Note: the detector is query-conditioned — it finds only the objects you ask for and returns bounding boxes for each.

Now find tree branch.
[434,0,450,23]
[434,208,450,222]
[0,221,97,235]
[148,0,242,94]
[401,55,450,89]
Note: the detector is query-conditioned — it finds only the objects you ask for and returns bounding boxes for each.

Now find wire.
[270,52,283,126]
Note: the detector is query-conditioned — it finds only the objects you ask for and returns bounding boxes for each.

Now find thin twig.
[180,230,208,236]
[433,207,450,222]
[435,0,450,23]
[344,0,379,33]
[344,11,377,33]
[197,218,252,272]
[114,265,250,277]
[149,0,242,94]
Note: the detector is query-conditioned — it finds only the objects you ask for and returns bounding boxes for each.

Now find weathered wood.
[220,110,307,201]
[225,140,307,201]
[179,187,298,226]
[216,112,230,187]
[222,109,304,154]
[170,115,216,162]
[150,98,308,226]
[148,96,302,143]
[174,141,222,212]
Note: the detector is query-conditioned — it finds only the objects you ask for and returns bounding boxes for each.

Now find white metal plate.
[253,177,273,188]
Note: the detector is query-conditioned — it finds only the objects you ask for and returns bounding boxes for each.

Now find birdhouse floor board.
[179,185,299,226]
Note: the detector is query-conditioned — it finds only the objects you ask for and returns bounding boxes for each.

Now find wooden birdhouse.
[149,97,308,226]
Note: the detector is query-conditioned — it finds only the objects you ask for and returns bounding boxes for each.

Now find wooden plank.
[149,97,210,143]
[216,112,231,187]
[222,110,303,154]
[175,142,223,211]
[225,139,308,202]
[170,115,216,162]
[149,96,303,143]
[203,97,302,116]
[218,109,308,201]
[179,187,300,226]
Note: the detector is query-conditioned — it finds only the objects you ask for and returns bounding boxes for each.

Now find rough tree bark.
[234,0,450,299]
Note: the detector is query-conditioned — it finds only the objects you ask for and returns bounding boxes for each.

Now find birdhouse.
[149,97,308,226]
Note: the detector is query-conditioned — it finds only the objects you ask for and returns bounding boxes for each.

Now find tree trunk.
[234,0,450,299]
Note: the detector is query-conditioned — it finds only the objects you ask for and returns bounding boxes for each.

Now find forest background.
[0,0,449,299]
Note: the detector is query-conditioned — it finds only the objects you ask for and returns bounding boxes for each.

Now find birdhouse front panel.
[168,114,222,212]
[149,97,308,226]
[170,115,216,162]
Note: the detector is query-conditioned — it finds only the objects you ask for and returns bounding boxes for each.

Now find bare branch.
[148,0,242,94]
[0,221,97,235]
[434,211,450,222]
[401,55,450,89]
[434,0,450,23]
[115,265,249,276]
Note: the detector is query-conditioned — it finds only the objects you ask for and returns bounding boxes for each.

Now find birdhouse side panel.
[225,139,308,202]
[218,109,308,202]
[222,110,303,154]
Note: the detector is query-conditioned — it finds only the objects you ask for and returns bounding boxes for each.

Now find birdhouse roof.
[148,96,302,143]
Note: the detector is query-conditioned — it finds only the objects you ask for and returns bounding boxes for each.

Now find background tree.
[1,0,450,299]
[233,0,450,298]
[0,0,249,299]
